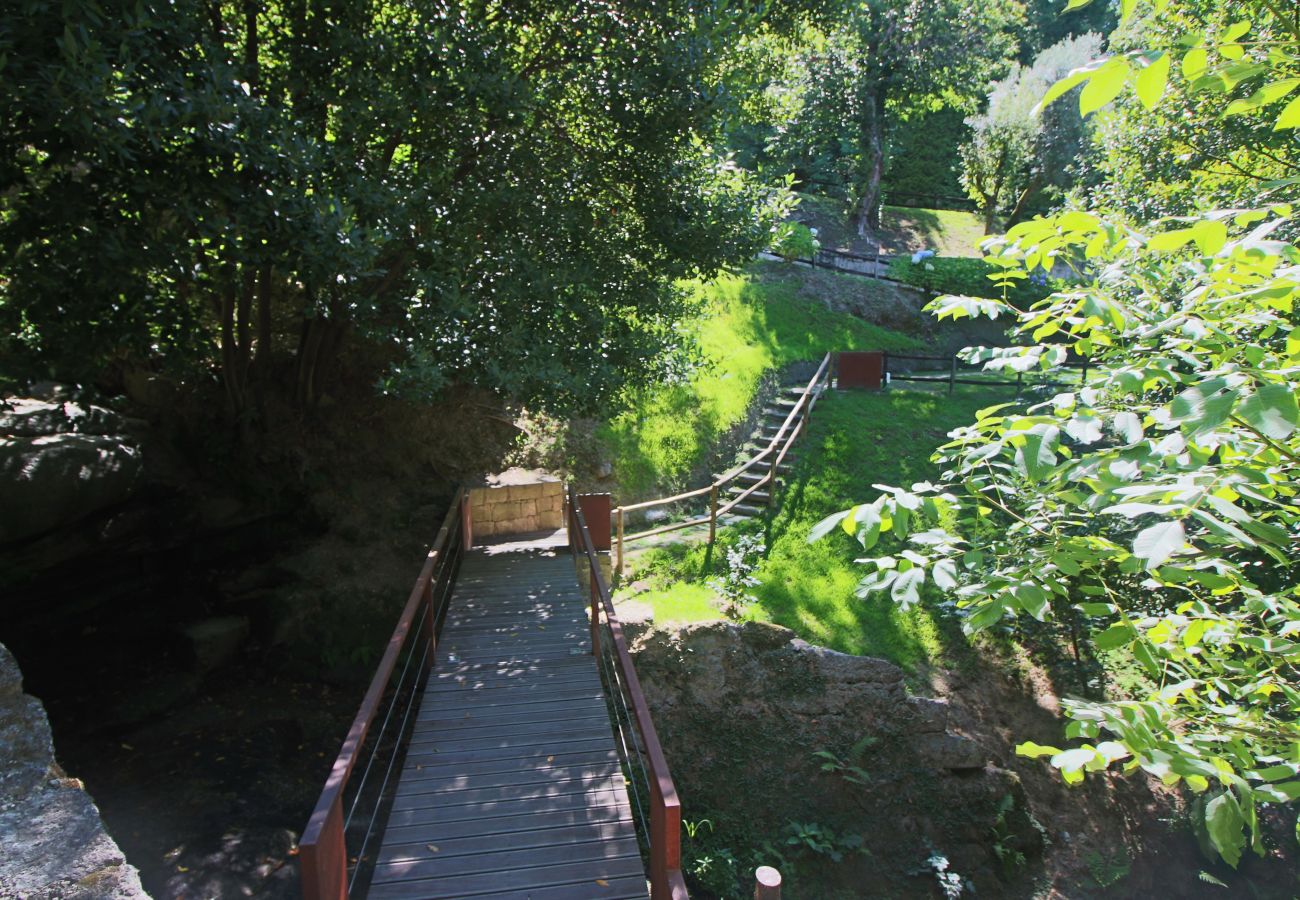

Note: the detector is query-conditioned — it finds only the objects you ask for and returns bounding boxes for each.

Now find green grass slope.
[631,386,1012,672]
[600,263,919,496]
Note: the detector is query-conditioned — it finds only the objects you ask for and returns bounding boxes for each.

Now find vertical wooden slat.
[616,507,625,578]
[461,492,473,549]
[300,797,347,900]
[708,484,717,543]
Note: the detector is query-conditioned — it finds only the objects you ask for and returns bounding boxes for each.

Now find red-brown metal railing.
[299,489,466,900]
[568,486,688,900]
[613,353,833,575]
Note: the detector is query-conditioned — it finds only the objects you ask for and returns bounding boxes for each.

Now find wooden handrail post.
[461,492,473,549]
[754,866,782,899]
[616,507,625,579]
[649,794,682,900]
[300,796,347,900]
[949,354,957,397]
[708,484,718,543]
[590,571,601,656]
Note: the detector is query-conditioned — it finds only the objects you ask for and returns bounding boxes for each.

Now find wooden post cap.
[755,866,782,899]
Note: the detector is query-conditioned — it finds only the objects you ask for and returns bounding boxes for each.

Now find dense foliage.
[960,33,1102,232]
[821,0,1300,868]
[0,0,801,415]
[886,255,1058,309]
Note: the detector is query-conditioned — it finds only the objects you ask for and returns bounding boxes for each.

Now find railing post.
[708,484,718,543]
[650,794,682,900]
[421,576,436,669]
[300,796,348,900]
[949,354,957,397]
[616,507,625,580]
[460,492,473,550]
[754,866,782,900]
[590,571,600,657]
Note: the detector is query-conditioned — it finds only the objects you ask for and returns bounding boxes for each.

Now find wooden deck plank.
[371,540,647,899]
[367,853,646,899]
[379,804,634,846]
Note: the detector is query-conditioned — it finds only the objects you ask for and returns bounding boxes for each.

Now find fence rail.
[568,487,688,900]
[613,353,833,576]
[299,490,466,900]
[883,351,1091,395]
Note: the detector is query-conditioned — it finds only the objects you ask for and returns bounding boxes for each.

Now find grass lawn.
[877,205,988,258]
[627,386,1002,672]
[599,263,919,497]
[787,192,989,258]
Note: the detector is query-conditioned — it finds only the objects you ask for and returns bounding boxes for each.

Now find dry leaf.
[547,756,555,763]
[177,866,189,873]
[595,879,609,887]
[427,844,439,853]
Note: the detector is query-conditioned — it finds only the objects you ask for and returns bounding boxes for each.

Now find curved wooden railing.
[568,486,688,900]
[614,352,833,575]
[299,489,466,900]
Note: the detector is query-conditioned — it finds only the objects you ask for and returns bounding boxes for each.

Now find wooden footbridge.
[298,490,686,900]
[298,352,880,899]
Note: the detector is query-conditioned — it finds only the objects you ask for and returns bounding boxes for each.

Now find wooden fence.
[883,351,1091,395]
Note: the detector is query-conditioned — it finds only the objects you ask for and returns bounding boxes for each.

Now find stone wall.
[0,643,149,899]
[467,470,564,539]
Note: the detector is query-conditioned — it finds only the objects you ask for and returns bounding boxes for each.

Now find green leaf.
[1095,622,1137,650]
[809,510,850,543]
[1147,228,1195,252]
[1136,53,1170,110]
[1134,520,1186,569]
[1016,741,1063,759]
[1014,583,1051,620]
[891,566,924,610]
[932,558,958,592]
[1275,95,1300,130]
[1080,60,1131,116]
[1191,220,1228,255]
[1238,383,1299,439]
[1182,47,1209,81]
[1037,67,1094,113]
[1169,378,1238,436]
[1205,791,1246,867]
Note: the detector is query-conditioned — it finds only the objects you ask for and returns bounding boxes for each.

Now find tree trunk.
[983,202,999,235]
[1004,175,1044,230]
[856,90,886,237]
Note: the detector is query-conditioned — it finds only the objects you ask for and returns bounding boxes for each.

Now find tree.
[960,33,1102,233]
[771,0,1023,236]
[817,0,1300,869]
[0,0,803,418]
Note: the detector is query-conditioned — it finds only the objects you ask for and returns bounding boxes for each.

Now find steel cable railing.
[299,490,466,900]
[569,486,688,900]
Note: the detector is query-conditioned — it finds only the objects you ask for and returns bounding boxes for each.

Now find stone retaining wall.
[468,476,564,539]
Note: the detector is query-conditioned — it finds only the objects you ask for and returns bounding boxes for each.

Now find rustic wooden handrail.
[569,486,688,900]
[299,488,466,900]
[614,353,833,574]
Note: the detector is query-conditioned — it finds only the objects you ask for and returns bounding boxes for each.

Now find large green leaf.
[1238,383,1299,439]
[1133,519,1186,569]
[1136,53,1170,110]
[1204,792,1246,868]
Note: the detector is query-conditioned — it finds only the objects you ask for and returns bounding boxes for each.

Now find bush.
[770,222,820,262]
[886,256,1058,309]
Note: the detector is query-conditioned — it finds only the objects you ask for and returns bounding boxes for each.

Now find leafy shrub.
[770,222,820,262]
[887,256,1059,309]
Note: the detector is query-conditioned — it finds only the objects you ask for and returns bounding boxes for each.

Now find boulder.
[0,434,143,543]
[0,643,148,899]
[0,398,127,437]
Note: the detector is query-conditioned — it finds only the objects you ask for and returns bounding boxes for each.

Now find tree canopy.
[1,0,804,415]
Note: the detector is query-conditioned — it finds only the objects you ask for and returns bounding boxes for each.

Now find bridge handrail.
[568,485,688,900]
[614,352,833,573]
[299,488,466,900]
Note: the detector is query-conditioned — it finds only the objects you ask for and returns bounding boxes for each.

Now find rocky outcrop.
[0,643,148,899]
[0,399,143,544]
[629,622,1045,895]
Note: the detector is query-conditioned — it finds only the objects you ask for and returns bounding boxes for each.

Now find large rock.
[0,643,148,899]
[629,622,1043,895]
[0,398,144,544]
